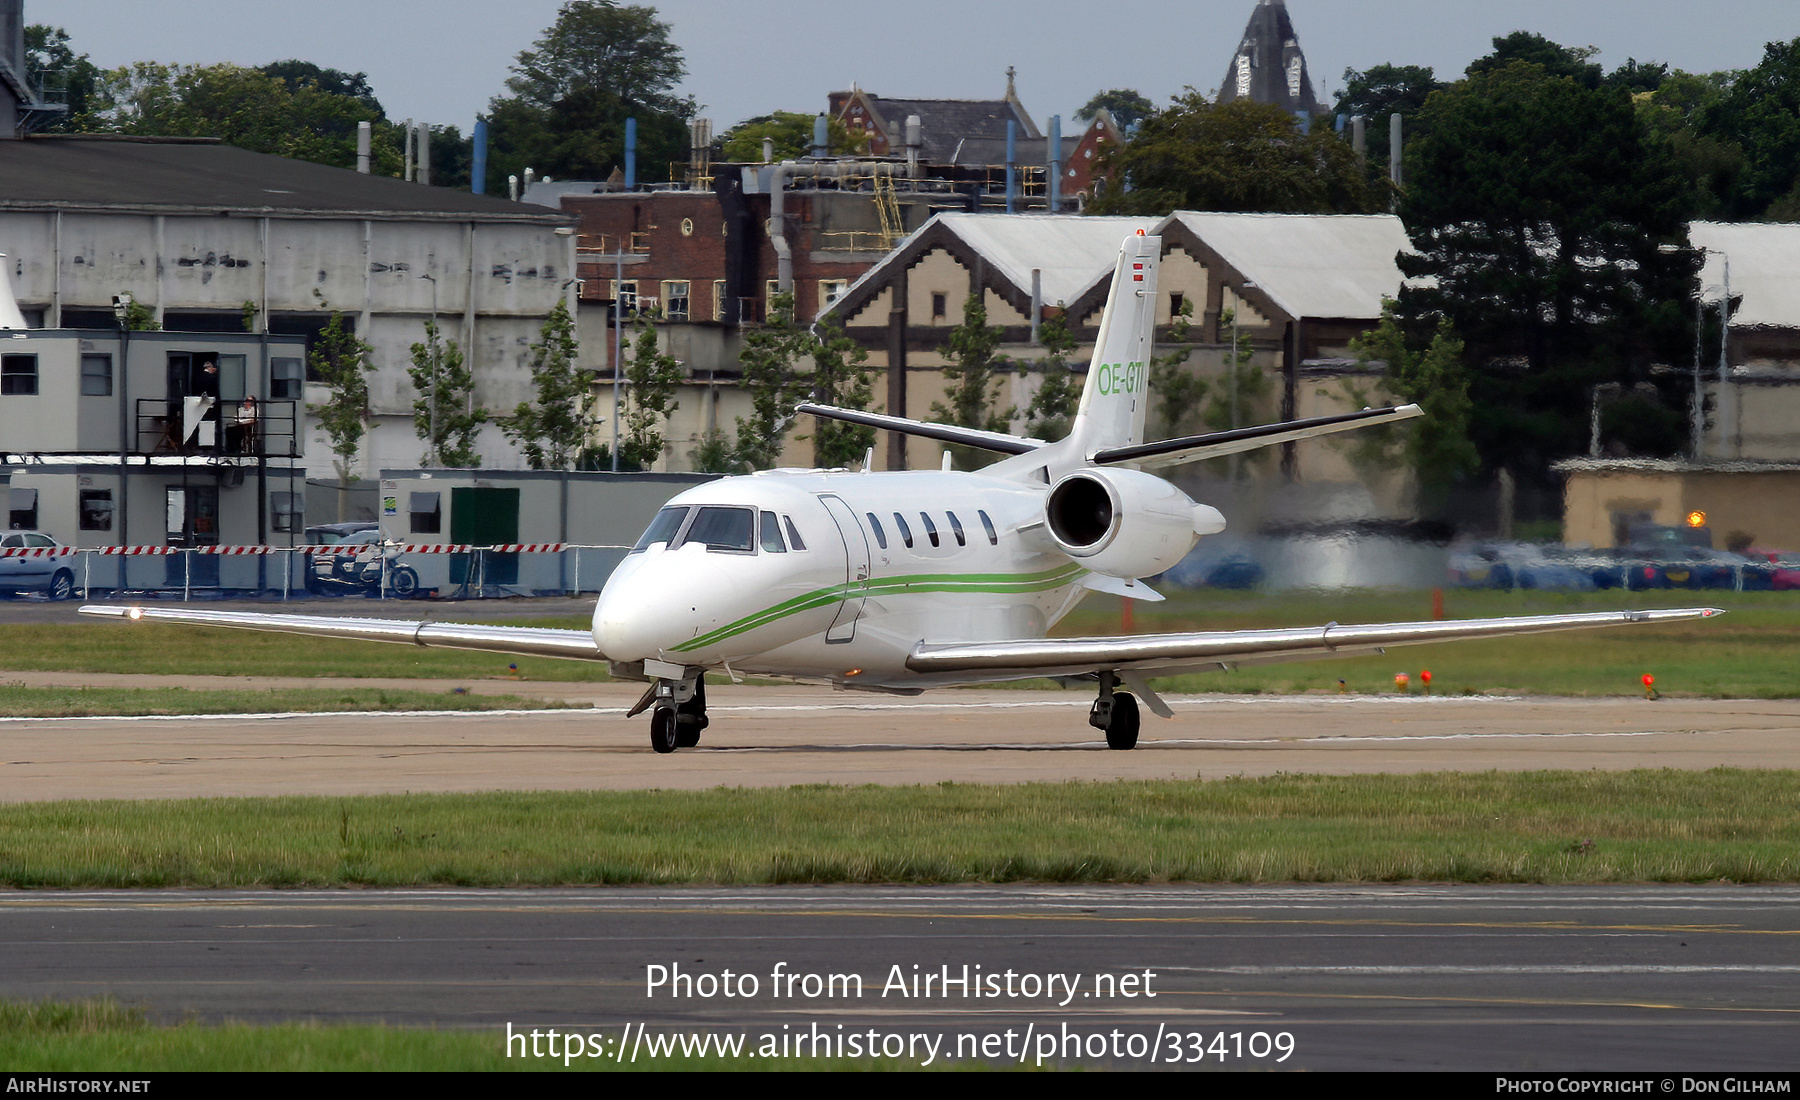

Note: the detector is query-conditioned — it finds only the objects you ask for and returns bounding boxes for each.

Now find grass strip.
[0,684,580,718]
[0,999,909,1071]
[1,770,1795,888]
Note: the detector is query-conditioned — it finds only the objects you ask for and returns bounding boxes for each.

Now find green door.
[449,487,520,586]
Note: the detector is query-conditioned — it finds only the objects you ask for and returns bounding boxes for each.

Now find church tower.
[1217,0,1320,116]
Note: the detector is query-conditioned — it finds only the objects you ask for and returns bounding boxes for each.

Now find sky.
[35,0,1800,139]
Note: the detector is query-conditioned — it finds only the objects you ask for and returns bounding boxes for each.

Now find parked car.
[0,531,75,599]
[303,523,421,597]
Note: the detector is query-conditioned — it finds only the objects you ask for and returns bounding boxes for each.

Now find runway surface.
[5,646,1799,1070]
[2,681,1797,799]
[3,885,1797,1070]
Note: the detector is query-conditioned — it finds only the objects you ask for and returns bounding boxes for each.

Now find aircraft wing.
[78,605,606,661]
[905,608,1721,681]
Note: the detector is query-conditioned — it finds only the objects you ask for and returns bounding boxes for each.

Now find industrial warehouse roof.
[1164,212,1411,321]
[0,136,566,222]
[1691,221,1800,331]
[824,213,1160,324]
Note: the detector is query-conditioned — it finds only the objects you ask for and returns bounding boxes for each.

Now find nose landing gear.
[1088,670,1140,750]
[648,674,709,754]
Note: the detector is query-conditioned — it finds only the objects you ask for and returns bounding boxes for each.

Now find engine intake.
[1045,468,1224,579]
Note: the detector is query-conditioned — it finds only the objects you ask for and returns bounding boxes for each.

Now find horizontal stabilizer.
[1093,405,1423,469]
[907,608,1722,681]
[795,403,1043,456]
[79,605,605,661]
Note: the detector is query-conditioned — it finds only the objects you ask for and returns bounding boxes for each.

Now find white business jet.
[82,231,1720,753]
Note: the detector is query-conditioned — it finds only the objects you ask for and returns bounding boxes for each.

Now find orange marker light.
[1686,511,1707,528]
[1642,673,1659,701]
[1394,672,1410,692]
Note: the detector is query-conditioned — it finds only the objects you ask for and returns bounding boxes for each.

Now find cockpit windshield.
[673,506,756,552]
[630,506,690,553]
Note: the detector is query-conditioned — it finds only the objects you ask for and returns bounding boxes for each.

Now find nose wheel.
[647,674,709,753]
[1088,671,1140,750]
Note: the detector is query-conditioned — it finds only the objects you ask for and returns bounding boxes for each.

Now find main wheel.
[389,566,420,598]
[47,569,74,601]
[650,707,679,754]
[675,678,708,748]
[1105,692,1140,750]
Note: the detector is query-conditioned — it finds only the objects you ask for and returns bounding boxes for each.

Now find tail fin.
[1062,231,1161,460]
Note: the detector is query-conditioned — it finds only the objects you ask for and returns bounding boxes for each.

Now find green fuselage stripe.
[668,564,1085,653]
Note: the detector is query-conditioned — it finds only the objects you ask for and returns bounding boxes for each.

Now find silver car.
[0,531,76,600]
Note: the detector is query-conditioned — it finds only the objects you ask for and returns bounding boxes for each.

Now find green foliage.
[932,294,1010,469]
[618,315,684,470]
[1701,38,1800,218]
[1091,91,1383,217]
[23,25,104,132]
[408,320,486,468]
[307,310,375,486]
[484,0,694,191]
[1149,297,1204,441]
[1467,31,1604,88]
[732,291,810,470]
[1331,63,1444,127]
[121,298,159,332]
[729,292,876,470]
[497,302,589,471]
[1077,88,1155,130]
[687,430,747,475]
[1349,309,1480,498]
[799,317,876,468]
[240,301,258,333]
[1396,61,1699,484]
[719,111,864,162]
[88,62,400,173]
[1019,311,1080,441]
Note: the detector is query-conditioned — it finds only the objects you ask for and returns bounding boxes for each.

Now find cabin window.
[759,510,787,553]
[947,511,966,547]
[892,512,913,549]
[865,512,887,550]
[920,512,939,548]
[978,510,999,545]
[631,506,689,552]
[782,516,807,551]
[676,506,755,552]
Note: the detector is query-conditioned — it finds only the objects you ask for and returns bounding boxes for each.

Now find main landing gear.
[1089,670,1140,751]
[647,675,709,754]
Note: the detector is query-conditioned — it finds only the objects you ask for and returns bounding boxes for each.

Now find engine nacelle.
[1044,467,1226,579]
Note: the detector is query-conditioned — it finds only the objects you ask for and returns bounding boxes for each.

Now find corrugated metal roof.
[1164,211,1409,320]
[1690,221,1800,330]
[0,136,565,222]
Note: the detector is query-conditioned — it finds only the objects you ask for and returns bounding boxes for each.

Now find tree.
[484,1,694,190]
[719,111,864,162]
[732,290,811,470]
[1019,311,1080,441]
[1149,298,1205,441]
[1349,309,1479,502]
[1395,61,1699,489]
[1467,31,1603,88]
[90,62,400,173]
[932,294,1011,469]
[799,317,876,468]
[307,308,377,520]
[1077,88,1155,131]
[618,315,684,470]
[1331,64,1443,129]
[409,320,486,467]
[498,301,589,470]
[1701,38,1800,218]
[24,25,103,132]
[258,60,383,115]
[1090,92,1383,216]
